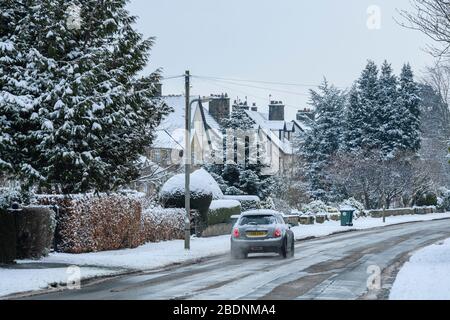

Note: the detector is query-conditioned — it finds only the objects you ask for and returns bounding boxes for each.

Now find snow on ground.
[389,237,450,300]
[291,212,450,240]
[2,212,450,298]
[0,266,114,298]
[0,235,230,298]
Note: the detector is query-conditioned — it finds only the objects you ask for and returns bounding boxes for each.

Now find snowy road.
[25,219,450,300]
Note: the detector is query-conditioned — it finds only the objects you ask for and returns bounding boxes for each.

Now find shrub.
[301,200,328,216]
[223,195,260,212]
[416,193,438,207]
[208,200,241,225]
[15,206,56,259]
[437,188,450,212]
[160,169,215,232]
[340,198,367,218]
[141,207,185,242]
[37,193,144,253]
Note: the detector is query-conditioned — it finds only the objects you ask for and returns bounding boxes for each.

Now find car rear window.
[239,215,277,226]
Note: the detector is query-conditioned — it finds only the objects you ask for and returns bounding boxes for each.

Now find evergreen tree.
[302,79,346,199]
[0,0,170,193]
[378,60,402,156]
[398,63,421,152]
[358,60,381,150]
[343,85,364,151]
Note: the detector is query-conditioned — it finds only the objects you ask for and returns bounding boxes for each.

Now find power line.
[193,77,304,111]
[193,75,311,97]
[160,75,184,81]
[192,75,348,89]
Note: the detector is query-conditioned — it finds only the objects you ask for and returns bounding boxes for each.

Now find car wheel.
[289,239,295,258]
[280,238,288,259]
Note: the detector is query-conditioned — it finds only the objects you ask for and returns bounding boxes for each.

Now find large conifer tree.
[302,79,345,199]
[0,0,169,193]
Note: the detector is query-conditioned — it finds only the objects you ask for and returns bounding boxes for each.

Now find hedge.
[141,207,185,242]
[223,195,260,212]
[160,191,212,234]
[38,194,144,253]
[15,206,56,259]
[208,200,241,226]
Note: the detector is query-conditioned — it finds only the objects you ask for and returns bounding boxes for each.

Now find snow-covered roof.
[200,105,221,131]
[153,95,205,149]
[243,110,294,155]
[292,119,312,133]
[152,128,185,150]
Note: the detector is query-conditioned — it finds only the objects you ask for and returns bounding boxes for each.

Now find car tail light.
[274,228,282,238]
[233,228,240,238]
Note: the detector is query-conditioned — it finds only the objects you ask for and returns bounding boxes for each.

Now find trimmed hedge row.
[0,206,55,263]
[15,207,56,259]
[141,208,185,242]
[38,194,143,253]
[208,202,241,226]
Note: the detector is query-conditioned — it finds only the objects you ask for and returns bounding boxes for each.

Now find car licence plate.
[247,231,267,237]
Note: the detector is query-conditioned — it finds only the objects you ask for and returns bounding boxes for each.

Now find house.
[147,90,313,177]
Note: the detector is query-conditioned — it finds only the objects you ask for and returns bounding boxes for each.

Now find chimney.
[269,100,285,121]
[208,93,230,127]
[251,103,258,112]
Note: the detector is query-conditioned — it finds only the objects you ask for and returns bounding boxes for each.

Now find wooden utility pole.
[184,70,191,250]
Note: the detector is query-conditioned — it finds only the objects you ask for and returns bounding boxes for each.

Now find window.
[239,215,277,226]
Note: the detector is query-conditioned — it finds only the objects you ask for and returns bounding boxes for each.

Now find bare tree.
[398,0,450,58]
[422,60,450,105]
[326,151,434,209]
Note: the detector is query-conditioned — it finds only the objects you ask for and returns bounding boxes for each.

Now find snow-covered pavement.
[291,212,450,240]
[1,212,450,298]
[389,237,450,300]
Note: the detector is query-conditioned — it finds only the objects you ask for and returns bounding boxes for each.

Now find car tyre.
[289,239,295,258]
[280,238,288,259]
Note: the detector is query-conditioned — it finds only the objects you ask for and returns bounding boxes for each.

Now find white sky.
[127,0,435,120]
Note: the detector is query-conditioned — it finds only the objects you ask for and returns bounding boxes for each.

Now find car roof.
[241,209,283,217]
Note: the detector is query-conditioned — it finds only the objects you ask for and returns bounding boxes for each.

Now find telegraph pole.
[184,70,191,250]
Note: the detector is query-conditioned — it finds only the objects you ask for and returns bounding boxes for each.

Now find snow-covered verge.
[0,266,116,298]
[0,235,230,298]
[389,237,450,300]
[291,212,450,240]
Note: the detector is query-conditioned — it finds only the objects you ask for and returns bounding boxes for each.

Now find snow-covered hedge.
[160,169,219,232]
[208,200,241,226]
[223,195,260,212]
[141,206,185,242]
[437,188,450,212]
[160,168,223,200]
[0,187,29,210]
[301,200,329,216]
[15,206,56,259]
[37,193,144,253]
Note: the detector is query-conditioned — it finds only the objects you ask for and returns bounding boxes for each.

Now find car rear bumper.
[231,237,283,253]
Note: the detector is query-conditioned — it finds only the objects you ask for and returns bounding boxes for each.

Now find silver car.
[230,210,295,259]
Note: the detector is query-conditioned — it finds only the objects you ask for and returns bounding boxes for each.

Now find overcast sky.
[127,0,435,120]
